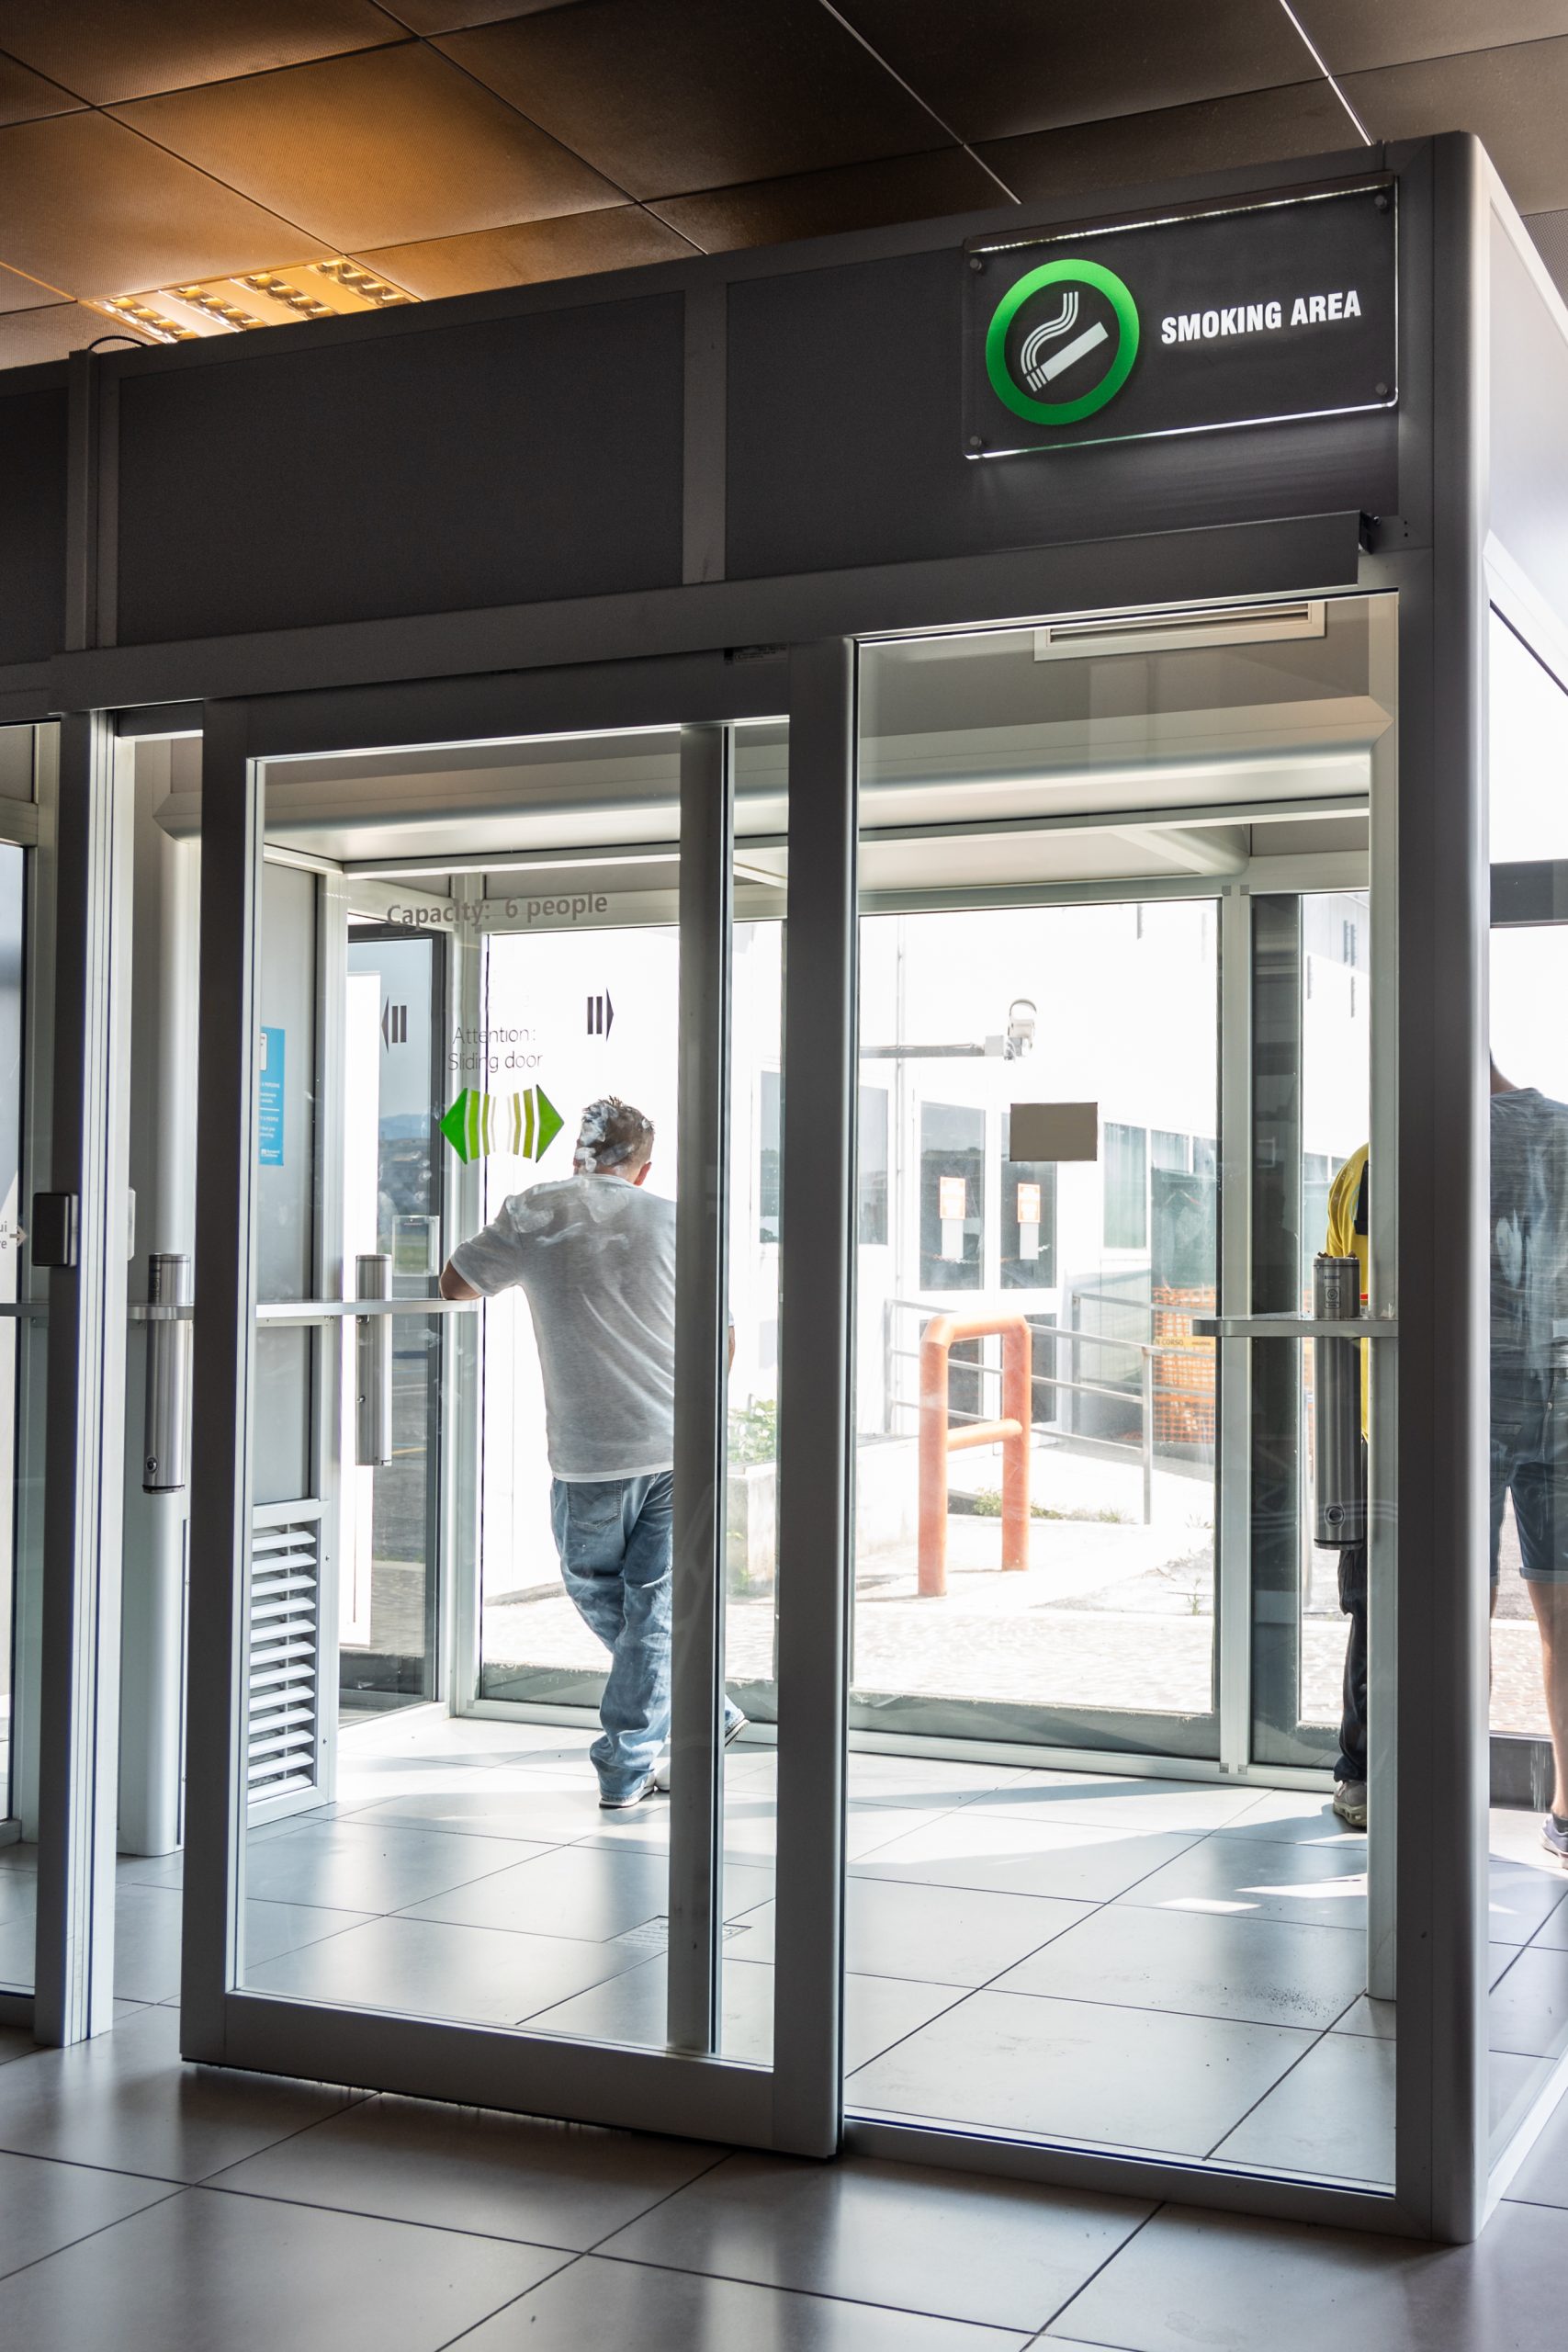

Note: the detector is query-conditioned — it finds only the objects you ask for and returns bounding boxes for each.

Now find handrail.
[919,1310,1032,1597]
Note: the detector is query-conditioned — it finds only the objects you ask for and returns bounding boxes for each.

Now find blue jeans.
[550,1473,741,1801]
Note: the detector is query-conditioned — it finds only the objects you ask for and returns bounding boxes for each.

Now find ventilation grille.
[247,1514,321,1806]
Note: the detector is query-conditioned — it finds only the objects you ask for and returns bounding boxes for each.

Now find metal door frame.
[180,660,830,2151]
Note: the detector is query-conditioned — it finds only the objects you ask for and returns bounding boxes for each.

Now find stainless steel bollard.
[1313,1251,1366,1546]
[355,1251,393,1468]
[142,1252,193,1492]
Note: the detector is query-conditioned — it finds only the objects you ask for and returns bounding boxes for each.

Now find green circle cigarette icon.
[986,256,1140,425]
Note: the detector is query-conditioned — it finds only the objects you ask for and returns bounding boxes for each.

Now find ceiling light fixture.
[85,257,418,345]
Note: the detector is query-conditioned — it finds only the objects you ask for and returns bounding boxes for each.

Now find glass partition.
[843,603,1398,2191]
[1486,609,1568,2172]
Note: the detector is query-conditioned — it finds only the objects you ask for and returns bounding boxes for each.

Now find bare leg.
[1526,1578,1568,1817]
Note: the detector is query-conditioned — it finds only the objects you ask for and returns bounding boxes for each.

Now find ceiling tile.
[0,47,84,125]
[0,112,330,298]
[437,0,944,200]
[355,207,693,298]
[378,2,575,28]
[1525,209,1568,301]
[827,0,1315,143]
[650,146,1006,254]
[1342,37,1568,214]
[111,40,623,252]
[0,260,66,310]
[1294,3,1568,75]
[0,300,155,368]
[0,2,405,107]
[977,80,1361,209]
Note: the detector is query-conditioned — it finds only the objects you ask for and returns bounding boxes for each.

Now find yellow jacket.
[1325,1142,1370,1432]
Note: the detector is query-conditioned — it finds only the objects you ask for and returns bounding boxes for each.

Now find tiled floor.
[5,1707,1568,2189]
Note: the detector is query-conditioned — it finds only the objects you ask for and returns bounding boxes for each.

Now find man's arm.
[440,1259,481,1302]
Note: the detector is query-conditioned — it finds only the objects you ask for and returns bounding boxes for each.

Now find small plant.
[969,1487,1130,1524]
[728,1397,778,1466]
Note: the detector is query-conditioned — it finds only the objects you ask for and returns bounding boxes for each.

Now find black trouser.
[1336,1539,1368,1782]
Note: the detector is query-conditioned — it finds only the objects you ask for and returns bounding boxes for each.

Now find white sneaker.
[654,1711,749,1794]
[599,1773,660,1811]
[1332,1780,1368,1830]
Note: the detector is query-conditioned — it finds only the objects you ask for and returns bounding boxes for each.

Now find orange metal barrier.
[918,1311,1032,1598]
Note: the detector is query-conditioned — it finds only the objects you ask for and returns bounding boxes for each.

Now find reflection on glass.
[0,834,37,1995]
[1486,609,1568,2166]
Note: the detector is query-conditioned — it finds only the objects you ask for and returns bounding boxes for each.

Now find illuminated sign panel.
[964,181,1397,458]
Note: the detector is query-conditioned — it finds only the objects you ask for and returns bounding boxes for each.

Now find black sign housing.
[964,181,1397,458]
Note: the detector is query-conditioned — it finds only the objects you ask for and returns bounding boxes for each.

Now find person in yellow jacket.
[1324,1144,1370,1831]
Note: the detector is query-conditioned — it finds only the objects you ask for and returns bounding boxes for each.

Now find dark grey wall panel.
[725,250,1399,581]
[0,377,66,664]
[115,296,684,644]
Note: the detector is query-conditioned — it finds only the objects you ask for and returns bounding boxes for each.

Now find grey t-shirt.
[449,1173,675,1480]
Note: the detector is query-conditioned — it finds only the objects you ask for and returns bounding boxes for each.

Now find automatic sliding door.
[186,695,798,2138]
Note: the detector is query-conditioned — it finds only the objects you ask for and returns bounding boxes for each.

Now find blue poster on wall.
[258,1025,285,1167]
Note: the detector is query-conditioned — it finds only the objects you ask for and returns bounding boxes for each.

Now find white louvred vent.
[247,1510,321,1808]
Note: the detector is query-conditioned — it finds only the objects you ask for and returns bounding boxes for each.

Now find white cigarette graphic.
[1026,317,1110,390]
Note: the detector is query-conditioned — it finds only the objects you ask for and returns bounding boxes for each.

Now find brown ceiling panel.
[1343,38,1568,213]
[1295,2,1568,75]
[0,300,154,368]
[0,260,65,310]
[829,0,1314,144]
[438,0,944,199]
[0,2,405,107]
[0,48,84,125]
[356,207,693,298]
[112,40,623,253]
[651,146,1005,254]
[977,79,1359,210]
[1526,209,1568,301]
[0,112,328,299]
[378,2,576,28]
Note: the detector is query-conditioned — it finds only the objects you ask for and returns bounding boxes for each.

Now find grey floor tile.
[528,1952,964,2070]
[0,2180,567,2352]
[114,1880,372,2003]
[1115,1831,1368,1929]
[844,1753,1032,1810]
[336,1777,601,1842]
[1489,1943,1568,2059]
[1046,2198,1568,2352]
[1211,2026,1394,2181]
[0,1906,33,1988]
[242,1895,380,1971]
[211,2089,723,2247]
[398,1841,773,1941]
[0,2002,363,2182]
[0,2151,177,2280]
[581,1796,944,1866]
[1218,1790,1364,1848]
[993,1902,1368,2031]
[117,1849,185,1891]
[852,1812,1199,1905]
[968,1774,1263,1837]
[601,2149,1151,2332]
[1488,1860,1568,1947]
[244,1911,653,2029]
[1491,2053,1558,2158]
[0,2023,37,2066]
[457,2250,1032,2350]
[1505,2068,1568,2207]
[241,1818,547,1911]
[733,1876,1093,1986]
[1531,1887,1568,1948]
[847,1987,1312,2156]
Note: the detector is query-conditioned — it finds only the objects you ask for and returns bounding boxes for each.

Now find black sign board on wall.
[964,181,1397,458]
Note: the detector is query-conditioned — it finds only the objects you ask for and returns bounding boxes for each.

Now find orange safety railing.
[919,1310,1032,1598]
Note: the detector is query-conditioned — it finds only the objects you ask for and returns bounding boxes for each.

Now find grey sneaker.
[654,1711,750,1794]
[1542,1813,1568,1864]
[1332,1780,1368,1830]
[599,1774,660,1811]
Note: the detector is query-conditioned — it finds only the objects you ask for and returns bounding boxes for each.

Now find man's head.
[574,1096,654,1182]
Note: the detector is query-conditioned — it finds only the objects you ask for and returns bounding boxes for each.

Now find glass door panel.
[844,603,1396,2195]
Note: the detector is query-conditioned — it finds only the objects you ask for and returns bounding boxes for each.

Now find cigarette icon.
[1020,289,1110,392]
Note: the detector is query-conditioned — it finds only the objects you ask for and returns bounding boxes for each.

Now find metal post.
[354,1253,392,1467]
[667,721,730,2056]
[34,709,131,2045]
[773,639,854,2156]
[1141,1348,1155,1527]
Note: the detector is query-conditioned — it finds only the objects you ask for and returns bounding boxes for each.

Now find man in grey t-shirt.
[441,1096,741,1807]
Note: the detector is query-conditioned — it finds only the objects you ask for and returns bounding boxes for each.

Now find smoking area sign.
[964,180,1397,457]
